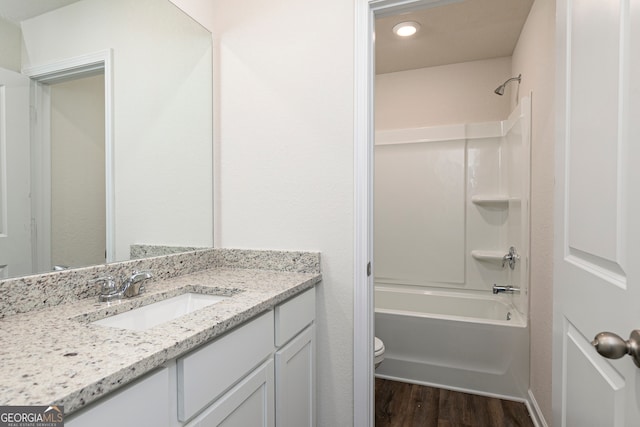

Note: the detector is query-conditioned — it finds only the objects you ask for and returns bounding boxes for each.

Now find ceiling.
[0,0,532,74]
[0,0,83,23]
[376,0,534,74]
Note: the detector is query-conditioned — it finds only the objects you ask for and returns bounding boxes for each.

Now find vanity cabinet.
[65,367,172,427]
[275,325,315,427]
[64,288,315,427]
[183,288,316,427]
[184,359,274,427]
[177,311,275,422]
[274,288,316,427]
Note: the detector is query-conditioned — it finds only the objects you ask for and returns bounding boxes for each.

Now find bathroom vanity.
[0,249,320,427]
[67,288,315,427]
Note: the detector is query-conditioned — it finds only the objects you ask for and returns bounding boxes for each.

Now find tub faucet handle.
[502,246,520,270]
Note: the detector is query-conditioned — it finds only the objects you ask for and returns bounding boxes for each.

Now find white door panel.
[0,68,32,277]
[554,0,640,425]
[565,323,625,427]
[567,0,624,265]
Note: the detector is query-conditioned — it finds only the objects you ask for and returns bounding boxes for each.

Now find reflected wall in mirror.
[0,0,213,279]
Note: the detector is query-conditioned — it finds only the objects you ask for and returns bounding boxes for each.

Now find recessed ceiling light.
[393,21,421,37]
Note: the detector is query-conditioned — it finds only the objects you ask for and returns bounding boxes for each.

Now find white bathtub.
[375,285,529,399]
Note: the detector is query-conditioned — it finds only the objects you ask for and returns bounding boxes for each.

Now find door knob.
[591,330,640,368]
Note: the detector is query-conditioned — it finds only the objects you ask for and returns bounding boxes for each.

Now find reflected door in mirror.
[0,68,32,278]
[50,73,106,269]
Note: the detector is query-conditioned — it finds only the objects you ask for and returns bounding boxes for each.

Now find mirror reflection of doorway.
[0,67,32,278]
[49,73,105,268]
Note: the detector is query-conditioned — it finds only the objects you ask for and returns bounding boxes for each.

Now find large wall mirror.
[0,0,213,279]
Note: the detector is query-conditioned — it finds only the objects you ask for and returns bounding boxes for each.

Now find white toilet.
[374,337,385,369]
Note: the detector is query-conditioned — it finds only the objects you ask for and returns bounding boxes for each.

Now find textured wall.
[375,57,512,129]
[0,17,20,71]
[203,0,356,425]
[511,0,556,424]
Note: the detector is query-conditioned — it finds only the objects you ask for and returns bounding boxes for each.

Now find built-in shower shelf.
[471,195,519,206]
[471,250,504,262]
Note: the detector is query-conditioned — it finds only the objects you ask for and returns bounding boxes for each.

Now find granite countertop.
[0,265,320,414]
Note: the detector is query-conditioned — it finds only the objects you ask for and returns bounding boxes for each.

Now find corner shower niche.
[374,97,531,316]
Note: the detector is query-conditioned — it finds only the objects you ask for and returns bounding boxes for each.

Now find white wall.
[206,1,355,425]
[0,17,20,71]
[51,74,106,268]
[21,0,213,260]
[375,57,513,129]
[510,0,556,424]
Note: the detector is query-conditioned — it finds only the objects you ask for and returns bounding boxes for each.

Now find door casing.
[353,1,471,425]
[23,49,115,271]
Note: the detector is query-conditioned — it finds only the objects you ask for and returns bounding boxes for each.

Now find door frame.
[22,50,114,270]
[0,68,33,277]
[353,1,467,425]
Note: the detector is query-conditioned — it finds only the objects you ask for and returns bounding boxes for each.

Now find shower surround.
[374,97,531,399]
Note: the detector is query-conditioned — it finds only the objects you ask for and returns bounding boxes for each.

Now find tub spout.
[493,284,520,294]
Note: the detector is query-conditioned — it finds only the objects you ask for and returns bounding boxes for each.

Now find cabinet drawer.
[66,367,171,427]
[274,288,315,347]
[177,310,274,422]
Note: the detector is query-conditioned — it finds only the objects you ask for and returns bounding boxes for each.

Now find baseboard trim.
[526,389,549,427]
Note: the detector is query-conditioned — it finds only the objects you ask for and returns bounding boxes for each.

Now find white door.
[0,68,32,278]
[553,0,640,426]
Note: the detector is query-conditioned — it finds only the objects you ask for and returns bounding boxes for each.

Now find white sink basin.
[92,293,228,331]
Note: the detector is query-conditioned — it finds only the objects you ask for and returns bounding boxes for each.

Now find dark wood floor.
[375,378,535,427]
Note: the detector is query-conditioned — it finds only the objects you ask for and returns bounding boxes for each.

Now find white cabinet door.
[554,0,640,425]
[177,311,274,422]
[186,360,274,427]
[65,368,171,427]
[275,325,315,427]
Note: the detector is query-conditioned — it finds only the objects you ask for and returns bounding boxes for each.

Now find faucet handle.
[124,270,153,280]
[135,271,153,293]
[88,276,117,295]
[134,270,153,277]
[502,246,520,270]
[121,270,154,298]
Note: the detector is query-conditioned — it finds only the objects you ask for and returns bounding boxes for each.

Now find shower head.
[494,74,522,96]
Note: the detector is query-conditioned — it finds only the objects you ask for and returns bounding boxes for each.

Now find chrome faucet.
[121,270,154,298]
[493,284,521,294]
[90,270,153,302]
